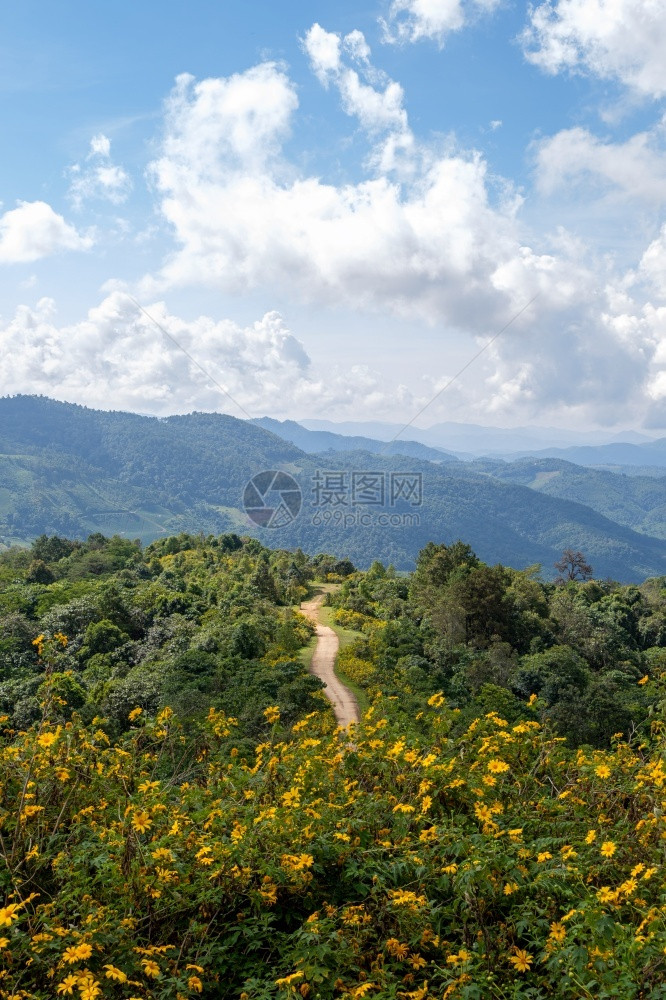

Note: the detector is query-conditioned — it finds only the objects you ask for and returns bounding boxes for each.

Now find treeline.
[0,532,353,742]
[328,541,664,747]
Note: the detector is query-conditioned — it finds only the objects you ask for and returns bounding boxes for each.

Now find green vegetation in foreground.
[2,533,666,997]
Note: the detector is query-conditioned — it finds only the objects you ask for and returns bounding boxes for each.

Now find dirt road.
[301,592,359,728]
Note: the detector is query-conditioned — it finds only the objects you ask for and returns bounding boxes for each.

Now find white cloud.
[147,52,558,336]
[89,133,111,157]
[0,200,93,264]
[381,0,501,45]
[639,224,666,291]
[534,121,666,203]
[522,0,666,99]
[303,24,414,172]
[68,133,132,208]
[133,46,666,426]
[0,293,416,419]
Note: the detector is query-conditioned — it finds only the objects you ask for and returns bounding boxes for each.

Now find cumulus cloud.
[0,201,93,264]
[0,293,418,419]
[522,0,666,99]
[68,133,132,208]
[303,24,414,173]
[146,44,568,338]
[381,0,501,45]
[130,36,666,426]
[534,121,666,203]
[639,224,666,291]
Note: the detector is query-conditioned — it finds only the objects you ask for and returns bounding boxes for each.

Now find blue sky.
[1,0,666,431]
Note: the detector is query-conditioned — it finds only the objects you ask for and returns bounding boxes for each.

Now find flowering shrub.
[1,689,665,998]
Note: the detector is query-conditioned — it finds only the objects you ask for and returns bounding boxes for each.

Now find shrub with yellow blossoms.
[1,695,666,998]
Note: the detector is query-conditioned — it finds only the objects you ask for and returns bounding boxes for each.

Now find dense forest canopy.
[1,532,665,998]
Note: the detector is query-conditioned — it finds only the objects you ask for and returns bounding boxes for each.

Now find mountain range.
[299,418,657,456]
[1,395,666,581]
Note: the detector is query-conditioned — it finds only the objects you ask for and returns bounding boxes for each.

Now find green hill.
[2,395,666,580]
[472,457,666,539]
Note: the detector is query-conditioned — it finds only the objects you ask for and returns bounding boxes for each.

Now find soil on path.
[301,591,359,728]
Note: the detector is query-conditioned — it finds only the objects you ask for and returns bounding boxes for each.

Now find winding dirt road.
[301,592,359,728]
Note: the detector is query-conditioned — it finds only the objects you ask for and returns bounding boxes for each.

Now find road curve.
[301,592,359,728]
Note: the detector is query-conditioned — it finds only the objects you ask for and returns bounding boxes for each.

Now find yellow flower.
[0,937,9,948]
[281,788,301,808]
[503,882,518,895]
[20,804,45,821]
[104,965,128,982]
[527,693,537,706]
[37,731,58,749]
[132,810,153,833]
[62,942,92,962]
[427,692,445,708]
[128,707,143,721]
[638,674,649,685]
[188,975,203,993]
[549,922,566,943]
[0,904,19,928]
[595,764,611,779]
[55,767,70,781]
[474,803,493,823]
[275,971,304,986]
[152,847,174,861]
[409,953,427,969]
[386,938,410,959]
[79,982,102,1000]
[141,958,161,977]
[56,975,79,995]
[537,851,552,863]
[138,780,160,793]
[600,841,616,858]
[585,830,596,844]
[263,705,280,724]
[508,949,533,973]
[487,759,510,774]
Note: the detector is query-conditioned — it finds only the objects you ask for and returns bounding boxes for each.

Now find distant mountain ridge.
[252,416,458,463]
[299,417,656,456]
[2,395,666,581]
[512,440,666,468]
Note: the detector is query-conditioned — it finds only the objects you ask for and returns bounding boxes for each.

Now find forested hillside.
[3,395,666,580]
[472,457,666,539]
[1,532,666,998]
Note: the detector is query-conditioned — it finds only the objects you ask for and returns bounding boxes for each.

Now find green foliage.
[330,541,660,748]
[0,532,324,740]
